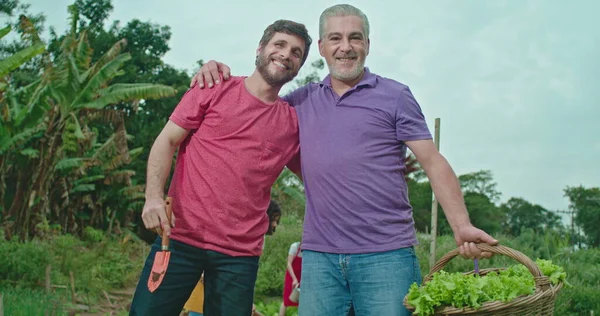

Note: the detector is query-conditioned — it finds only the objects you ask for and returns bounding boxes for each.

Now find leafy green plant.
[406,259,567,315]
[254,299,298,316]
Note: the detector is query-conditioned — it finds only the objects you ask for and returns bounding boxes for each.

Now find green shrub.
[255,214,303,299]
[0,284,66,316]
[82,226,105,243]
[0,239,52,284]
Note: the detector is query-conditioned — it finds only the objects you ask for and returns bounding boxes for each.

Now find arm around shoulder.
[281,84,312,107]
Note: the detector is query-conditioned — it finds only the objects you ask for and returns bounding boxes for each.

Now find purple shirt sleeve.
[395,87,432,141]
[281,85,311,107]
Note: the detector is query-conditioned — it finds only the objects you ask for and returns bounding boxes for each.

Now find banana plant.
[3,5,176,240]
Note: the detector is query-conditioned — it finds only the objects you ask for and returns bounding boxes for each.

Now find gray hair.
[319,4,370,40]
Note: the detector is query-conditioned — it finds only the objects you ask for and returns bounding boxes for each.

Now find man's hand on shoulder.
[190,60,232,89]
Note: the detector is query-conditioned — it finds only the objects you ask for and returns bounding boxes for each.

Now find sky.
[8,0,600,221]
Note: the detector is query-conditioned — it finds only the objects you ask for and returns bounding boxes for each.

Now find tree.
[458,170,501,203]
[1,5,176,240]
[500,197,563,237]
[73,0,113,32]
[564,185,600,247]
[290,59,324,89]
[408,178,433,233]
[0,17,45,222]
[464,191,505,235]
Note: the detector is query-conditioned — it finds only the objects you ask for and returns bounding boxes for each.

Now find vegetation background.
[1,1,598,315]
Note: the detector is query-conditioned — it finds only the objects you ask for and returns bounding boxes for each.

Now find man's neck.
[330,70,365,96]
[245,71,281,104]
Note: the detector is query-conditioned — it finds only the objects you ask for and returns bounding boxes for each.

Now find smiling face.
[256,32,305,87]
[319,15,369,82]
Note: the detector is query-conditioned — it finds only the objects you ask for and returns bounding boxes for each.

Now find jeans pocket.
[393,247,421,285]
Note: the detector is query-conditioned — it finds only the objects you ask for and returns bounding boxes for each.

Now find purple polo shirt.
[283,68,432,254]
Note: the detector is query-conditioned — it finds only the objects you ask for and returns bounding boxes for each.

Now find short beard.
[327,59,365,81]
[256,53,297,86]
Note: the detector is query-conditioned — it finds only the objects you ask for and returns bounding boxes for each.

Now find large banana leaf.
[77,84,176,109]
[75,30,91,69]
[55,157,87,171]
[0,42,45,77]
[80,38,127,81]
[71,53,132,107]
[0,126,42,153]
[0,26,11,39]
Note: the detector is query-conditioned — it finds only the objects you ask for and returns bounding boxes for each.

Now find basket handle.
[424,244,550,289]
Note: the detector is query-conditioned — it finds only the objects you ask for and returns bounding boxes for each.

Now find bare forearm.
[145,137,178,200]
[423,153,471,232]
[287,262,297,281]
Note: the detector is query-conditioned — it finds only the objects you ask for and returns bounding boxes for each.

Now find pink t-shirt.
[167,76,300,256]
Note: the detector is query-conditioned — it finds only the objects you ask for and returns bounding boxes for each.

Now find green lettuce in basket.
[406,259,567,316]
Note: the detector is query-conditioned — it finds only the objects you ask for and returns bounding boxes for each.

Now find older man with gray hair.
[193,4,498,315]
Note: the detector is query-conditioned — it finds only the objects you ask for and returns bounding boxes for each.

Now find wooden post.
[429,118,441,269]
[69,271,76,304]
[45,265,51,294]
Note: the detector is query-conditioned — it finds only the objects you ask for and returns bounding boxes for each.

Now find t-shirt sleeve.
[288,242,300,255]
[281,84,311,107]
[395,87,433,141]
[169,84,214,130]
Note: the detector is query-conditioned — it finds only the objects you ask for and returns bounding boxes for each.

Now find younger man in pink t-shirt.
[129,20,311,316]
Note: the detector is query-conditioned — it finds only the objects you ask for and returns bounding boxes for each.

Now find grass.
[0,284,66,316]
[0,224,598,315]
[0,228,148,314]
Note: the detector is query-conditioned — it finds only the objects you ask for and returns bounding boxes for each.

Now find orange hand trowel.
[148,197,173,293]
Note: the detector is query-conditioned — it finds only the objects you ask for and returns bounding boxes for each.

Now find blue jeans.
[129,237,259,316]
[298,247,421,316]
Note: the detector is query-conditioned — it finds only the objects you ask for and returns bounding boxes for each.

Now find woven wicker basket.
[404,244,563,315]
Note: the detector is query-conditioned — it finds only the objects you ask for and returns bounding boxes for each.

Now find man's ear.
[318,39,324,57]
[255,45,263,65]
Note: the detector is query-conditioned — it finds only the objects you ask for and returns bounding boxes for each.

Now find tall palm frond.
[77,83,175,109]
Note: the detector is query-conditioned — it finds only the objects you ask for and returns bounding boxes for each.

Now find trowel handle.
[161,197,173,250]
